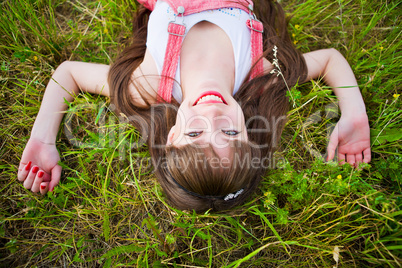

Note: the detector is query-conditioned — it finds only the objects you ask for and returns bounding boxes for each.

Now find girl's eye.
[222,130,240,136]
[185,131,203,137]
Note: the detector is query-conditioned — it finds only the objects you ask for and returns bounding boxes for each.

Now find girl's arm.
[17,61,110,194]
[303,48,371,166]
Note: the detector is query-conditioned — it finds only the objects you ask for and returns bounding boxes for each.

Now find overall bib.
[138,0,264,103]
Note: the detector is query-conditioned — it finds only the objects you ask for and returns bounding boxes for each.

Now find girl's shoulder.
[128,49,160,107]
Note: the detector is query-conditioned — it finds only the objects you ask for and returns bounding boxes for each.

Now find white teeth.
[196,95,223,105]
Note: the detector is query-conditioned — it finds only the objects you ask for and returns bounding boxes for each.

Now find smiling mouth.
[193,91,228,106]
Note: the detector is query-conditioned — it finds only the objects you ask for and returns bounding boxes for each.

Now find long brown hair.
[108,0,307,212]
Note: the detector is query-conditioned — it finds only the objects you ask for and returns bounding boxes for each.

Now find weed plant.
[0,0,401,267]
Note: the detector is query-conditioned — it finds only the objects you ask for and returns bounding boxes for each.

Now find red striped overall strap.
[247,18,264,80]
[158,22,186,103]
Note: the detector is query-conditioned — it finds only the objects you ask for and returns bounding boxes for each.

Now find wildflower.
[33,56,38,61]
[337,175,342,180]
[104,28,108,34]
[293,40,298,45]
[295,24,300,30]
[292,33,296,38]
[264,199,274,208]
[270,46,281,77]
[393,93,400,98]
[270,45,296,107]
[272,59,279,69]
[380,46,384,50]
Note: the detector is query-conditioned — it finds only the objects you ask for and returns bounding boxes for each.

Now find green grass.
[0,0,401,267]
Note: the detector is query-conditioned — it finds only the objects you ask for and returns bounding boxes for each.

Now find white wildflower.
[270,45,297,107]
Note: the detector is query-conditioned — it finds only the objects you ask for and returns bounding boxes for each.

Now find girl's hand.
[17,138,61,194]
[327,113,371,167]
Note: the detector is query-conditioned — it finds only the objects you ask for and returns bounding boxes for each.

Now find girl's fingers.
[363,147,371,163]
[23,165,39,189]
[49,165,62,192]
[17,161,32,182]
[31,170,45,193]
[39,182,49,195]
[346,154,356,167]
[42,172,51,182]
[338,153,346,165]
[355,153,363,167]
[326,127,339,161]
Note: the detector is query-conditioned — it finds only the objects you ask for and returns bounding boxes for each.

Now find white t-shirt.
[146,0,252,103]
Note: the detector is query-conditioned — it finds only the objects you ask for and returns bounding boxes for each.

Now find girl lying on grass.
[17,0,371,212]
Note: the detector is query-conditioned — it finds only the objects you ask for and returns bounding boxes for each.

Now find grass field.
[0,0,401,267]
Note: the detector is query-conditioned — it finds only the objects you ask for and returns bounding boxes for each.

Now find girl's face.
[167,90,248,159]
